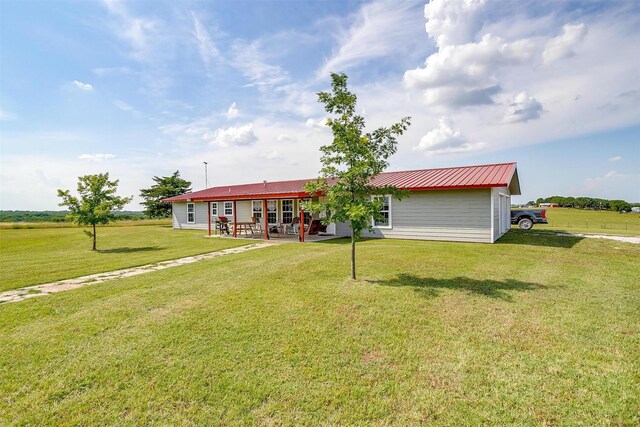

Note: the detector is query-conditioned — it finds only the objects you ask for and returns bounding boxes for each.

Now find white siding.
[236,201,252,222]
[172,200,255,230]
[336,189,493,243]
[491,187,511,242]
[172,202,209,230]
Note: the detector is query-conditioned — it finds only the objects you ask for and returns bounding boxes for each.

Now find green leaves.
[305,72,411,239]
[139,171,192,218]
[57,173,132,249]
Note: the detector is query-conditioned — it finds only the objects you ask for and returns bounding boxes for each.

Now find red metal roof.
[162,162,519,202]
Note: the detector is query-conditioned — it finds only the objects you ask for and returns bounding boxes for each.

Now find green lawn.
[514,207,640,235]
[0,225,250,292]
[1,231,638,425]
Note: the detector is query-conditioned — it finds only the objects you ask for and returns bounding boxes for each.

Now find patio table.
[232,222,257,237]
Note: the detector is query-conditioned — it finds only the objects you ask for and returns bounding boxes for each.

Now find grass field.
[1,231,638,425]
[0,225,249,292]
[514,207,640,235]
[0,218,172,229]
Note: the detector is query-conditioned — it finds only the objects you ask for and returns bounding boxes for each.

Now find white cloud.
[101,0,162,63]
[413,117,485,155]
[404,34,537,109]
[318,0,423,77]
[259,150,280,160]
[543,23,587,65]
[211,123,257,147]
[424,0,486,48]
[608,156,622,162]
[277,133,294,142]
[78,153,115,162]
[113,100,139,114]
[191,12,222,66]
[225,102,239,119]
[72,80,93,91]
[503,91,544,123]
[231,40,289,87]
[305,117,327,129]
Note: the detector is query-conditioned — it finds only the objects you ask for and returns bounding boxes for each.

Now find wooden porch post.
[233,200,237,238]
[263,199,270,240]
[207,201,211,236]
[299,201,305,243]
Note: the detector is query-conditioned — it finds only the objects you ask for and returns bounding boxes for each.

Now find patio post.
[263,199,270,240]
[299,201,305,242]
[207,201,211,236]
[233,200,237,238]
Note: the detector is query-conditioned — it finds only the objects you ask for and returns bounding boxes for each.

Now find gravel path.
[555,233,640,244]
[0,242,278,304]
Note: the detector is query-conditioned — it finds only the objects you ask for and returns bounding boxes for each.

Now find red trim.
[190,192,311,202]
[207,201,211,236]
[299,203,305,243]
[263,199,269,240]
[232,200,237,238]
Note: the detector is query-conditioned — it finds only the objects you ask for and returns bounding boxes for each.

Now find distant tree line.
[526,196,637,212]
[0,210,146,223]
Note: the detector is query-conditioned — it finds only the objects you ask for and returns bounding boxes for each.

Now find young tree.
[140,171,192,218]
[304,73,411,280]
[57,173,132,250]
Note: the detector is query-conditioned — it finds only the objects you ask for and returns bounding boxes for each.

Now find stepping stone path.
[0,242,278,304]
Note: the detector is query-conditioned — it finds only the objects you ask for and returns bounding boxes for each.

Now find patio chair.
[286,217,300,235]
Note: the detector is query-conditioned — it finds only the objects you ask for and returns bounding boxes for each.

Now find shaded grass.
[0,231,638,425]
[0,226,250,291]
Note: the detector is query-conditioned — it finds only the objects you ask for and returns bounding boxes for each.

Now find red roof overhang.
[162,162,520,202]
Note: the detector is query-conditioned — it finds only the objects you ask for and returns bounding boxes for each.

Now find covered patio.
[163,179,334,243]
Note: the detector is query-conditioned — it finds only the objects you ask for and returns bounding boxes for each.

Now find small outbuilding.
[163,162,521,243]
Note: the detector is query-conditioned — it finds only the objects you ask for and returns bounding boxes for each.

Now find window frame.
[211,202,218,217]
[224,201,233,216]
[187,202,195,224]
[281,199,294,224]
[252,200,262,220]
[267,200,278,225]
[371,195,392,229]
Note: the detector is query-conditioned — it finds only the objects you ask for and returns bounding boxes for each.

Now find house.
[162,162,521,243]
[539,203,559,208]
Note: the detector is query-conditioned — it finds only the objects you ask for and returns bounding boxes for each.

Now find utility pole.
[203,161,208,188]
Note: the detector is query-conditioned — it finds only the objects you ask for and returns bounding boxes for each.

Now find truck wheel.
[518,218,533,230]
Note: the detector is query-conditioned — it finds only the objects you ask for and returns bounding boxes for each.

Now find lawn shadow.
[97,246,163,254]
[368,274,545,301]
[497,230,583,248]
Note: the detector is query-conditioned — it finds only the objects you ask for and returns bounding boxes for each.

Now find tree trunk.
[92,223,97,251]
[351,230,356,280]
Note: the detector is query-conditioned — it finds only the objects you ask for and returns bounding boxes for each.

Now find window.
[252,201,262,220]
[372,195,391,228]
[267,200,277,224]
[187,203,195,223]
[282,199,294,223]
[211,202,218,217]
[224,202,233,216]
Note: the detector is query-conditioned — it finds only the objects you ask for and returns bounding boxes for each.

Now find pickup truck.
[511,209,548,230]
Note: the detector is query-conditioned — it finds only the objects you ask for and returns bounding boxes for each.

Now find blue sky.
[1,0,639,210]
